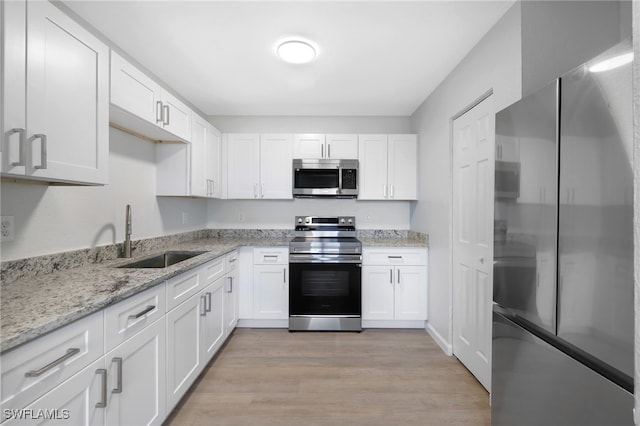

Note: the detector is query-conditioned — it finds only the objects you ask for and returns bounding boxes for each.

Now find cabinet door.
[3,358,106,426]
[166,295,202,412]
[496,136,519,161]
[190,115,208,197]
[361,265,395,320]
[224,268,239,334]
[105,318,166,426]
[205,125,222,198]
[110,51,162,126]
[293,134,325,159]
[325,134,358,159]
[200,279,225,364]
[260,134,293,199]
[253,265,288,319]
[358,134,388,200]
[160,90,191,142]
[1,0,26,176]
[394,266,427,320]
[26,0,109,184]
[388,134,417,200]
[226,134,260,199]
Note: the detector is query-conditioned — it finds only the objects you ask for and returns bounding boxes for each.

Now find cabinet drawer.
[225,250,239,271]
[363,249,427,266]
[166,268,202,311]
[253,247,288,265]
[1,311,104,418]
[104,284,166,352]
[202,256,225,285]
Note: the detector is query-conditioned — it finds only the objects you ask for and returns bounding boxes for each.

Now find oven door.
[289,254,362,317]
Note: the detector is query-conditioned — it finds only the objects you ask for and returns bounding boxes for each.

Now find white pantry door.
[452,95,494,391]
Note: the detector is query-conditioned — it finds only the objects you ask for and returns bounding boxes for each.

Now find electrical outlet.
[238,212,245,222]
[1,216,15,242]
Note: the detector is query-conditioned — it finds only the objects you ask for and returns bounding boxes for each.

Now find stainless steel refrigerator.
[492,40,634,425]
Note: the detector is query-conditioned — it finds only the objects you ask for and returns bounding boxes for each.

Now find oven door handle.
[289,254,362,264]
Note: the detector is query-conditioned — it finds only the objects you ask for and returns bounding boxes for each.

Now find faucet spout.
[124,204,132,258]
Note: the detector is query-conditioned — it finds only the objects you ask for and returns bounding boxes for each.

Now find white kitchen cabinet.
[166,267,203,311]
[110,51,191,143]
[358,134,417,200]
[224,251,240,334]
[252,248,289,320]
[293,134,358,159]
[166,293,203,412]
[3,357,106,426]
[156,114,222,198]
[225,133,292,199]
[1,0,109,185]
[104,318,166,426]
[1,311,104,421]
[495,135,520,161]
[362,248,427,327]
[199,278,225,366]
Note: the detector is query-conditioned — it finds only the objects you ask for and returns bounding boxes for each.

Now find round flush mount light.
[276,40,316,64]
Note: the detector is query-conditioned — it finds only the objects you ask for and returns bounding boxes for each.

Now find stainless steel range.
[289,216,362,331]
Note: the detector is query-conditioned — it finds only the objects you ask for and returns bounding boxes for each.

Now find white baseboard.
[237,319,288,328]
[362,320,426,329]
[426,322,453,355]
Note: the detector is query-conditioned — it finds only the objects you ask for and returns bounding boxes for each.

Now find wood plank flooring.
[164,329,490,426]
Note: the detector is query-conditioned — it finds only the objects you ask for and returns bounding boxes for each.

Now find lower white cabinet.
[224,252,240,334]
[252,264,288,320]
[166,290,202,412]
[199,278,225,365]
[362,248,428,327]
[104,318,166,426]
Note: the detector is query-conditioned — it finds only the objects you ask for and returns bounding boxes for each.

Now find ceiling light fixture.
[588,52,633,73]
[276,40,316,64]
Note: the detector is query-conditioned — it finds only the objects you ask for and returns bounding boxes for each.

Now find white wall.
[409,2,522,351]
[0,128,207,261]
[207,115,413,230]
[207,198,409,229]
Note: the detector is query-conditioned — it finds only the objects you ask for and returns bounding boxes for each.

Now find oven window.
[294,169,339,189]
[290,263,361,316]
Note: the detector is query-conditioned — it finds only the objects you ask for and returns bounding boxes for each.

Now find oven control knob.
[340,218,345,224]
[297,218,303,224]
[348,219,353,224]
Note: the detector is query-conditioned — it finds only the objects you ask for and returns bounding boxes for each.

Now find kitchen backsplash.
[1,228,427,285]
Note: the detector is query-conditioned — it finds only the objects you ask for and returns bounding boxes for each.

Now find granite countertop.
[0,237,290,353]
[1,234,427,353]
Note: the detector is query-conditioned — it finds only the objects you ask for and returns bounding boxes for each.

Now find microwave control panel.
[342,169,357,189]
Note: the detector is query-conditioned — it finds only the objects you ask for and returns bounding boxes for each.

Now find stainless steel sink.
[117,251,206,268]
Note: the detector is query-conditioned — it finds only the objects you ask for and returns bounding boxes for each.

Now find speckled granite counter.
[0,236,290,353]
[359,237,428,248]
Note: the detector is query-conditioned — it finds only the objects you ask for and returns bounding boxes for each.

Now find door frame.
[448,88,494,355]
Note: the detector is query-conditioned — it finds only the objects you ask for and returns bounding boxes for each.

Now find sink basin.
[117,251,207,269]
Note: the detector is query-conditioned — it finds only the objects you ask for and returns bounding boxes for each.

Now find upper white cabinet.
[358,134,417,200]
[156,114,222,198]
[293,134,358,159]
[495,135,519,161]
[225,133,292,199]
[110,51,191,143]
[1,0,109,185]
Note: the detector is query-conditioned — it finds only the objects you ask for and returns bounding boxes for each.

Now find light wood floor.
[165,329,490,426]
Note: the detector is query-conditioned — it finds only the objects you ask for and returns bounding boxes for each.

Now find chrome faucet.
[124,204,132,258]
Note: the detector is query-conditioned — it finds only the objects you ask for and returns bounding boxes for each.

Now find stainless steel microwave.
[292,159,358,198]
[495,160,520,199]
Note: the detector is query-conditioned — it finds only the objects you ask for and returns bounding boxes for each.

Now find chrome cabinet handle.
[321,144,324,158]
[327,143,331,158]
[33,134,47,169]
[95,369,107,408]
[227,276,233,293]
[283,267,287,283]
[229,257,237,263]
[254,183,258,198]
[112,357,123,394]
[390,185,394,198]
[383,185,388,198]
[397,269,400,283]
[25,348,80,377]
[205,292,212,313]
[163,105,170,126]
[261,183,264,198]
[390,268,393,284]
[128,305,155,319]
[9,128,26,166]
[156,101,163,123]
[388,255,402,259]
[200,295,207,316]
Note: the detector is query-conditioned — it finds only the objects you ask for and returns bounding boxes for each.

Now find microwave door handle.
[338,166,342,194]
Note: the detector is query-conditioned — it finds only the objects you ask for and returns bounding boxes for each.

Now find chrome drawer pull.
[128,305,155,319]
[227,276,233,293]
[25,348,80,377]
[112,357,123,394]
[96,369,107,408]
[388,256,403,259]
[156,101,163,123]
[205,292,212,313]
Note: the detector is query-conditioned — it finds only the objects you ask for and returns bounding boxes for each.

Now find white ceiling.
[64,1,515,117]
